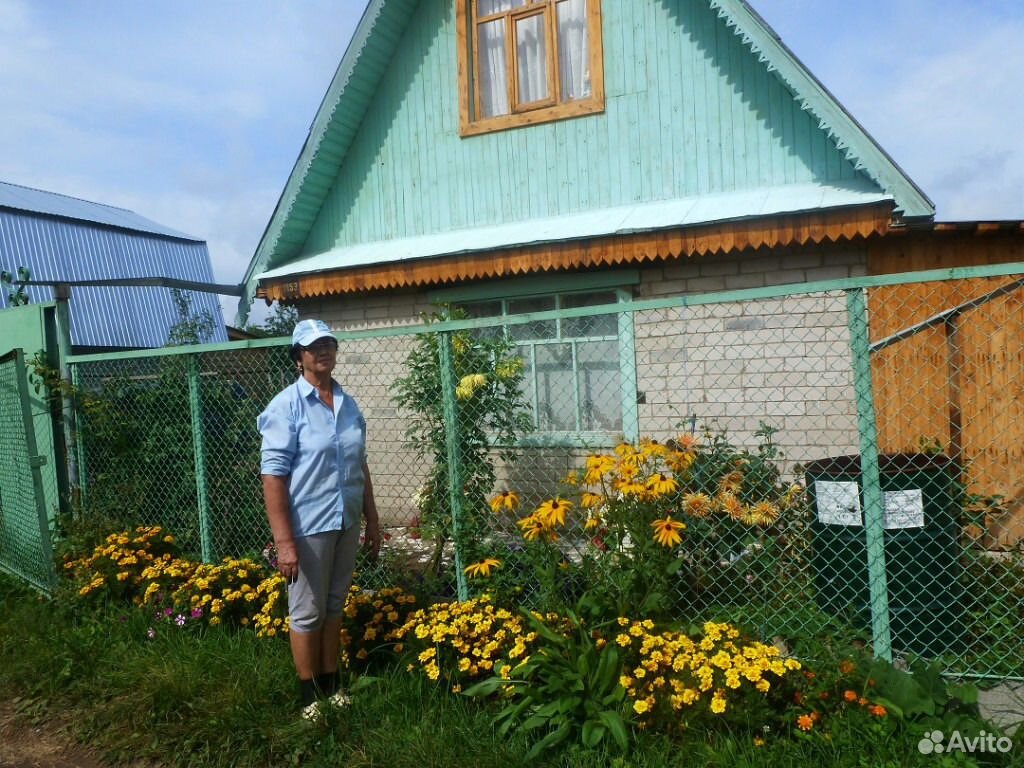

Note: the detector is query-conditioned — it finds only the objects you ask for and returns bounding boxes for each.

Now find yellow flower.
[580,492,604,509]
[535,498,572,527]
[718,491,745,521]
[516,515,546,541]
[683,492,714,518]
[489,491,520,513]
[650,516,686,548]
[463,558,502,578]
[632,699,650,714]
[646,473,678,496]
[747,501,780,526]
[710,691,727,714]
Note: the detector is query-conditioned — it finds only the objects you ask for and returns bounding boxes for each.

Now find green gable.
[242,0,933,317]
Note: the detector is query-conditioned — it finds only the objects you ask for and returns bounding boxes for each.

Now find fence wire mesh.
[0,350,55,591]
[65,271,1024,679]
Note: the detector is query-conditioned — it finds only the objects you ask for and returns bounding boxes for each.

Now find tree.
[165,288,216,346]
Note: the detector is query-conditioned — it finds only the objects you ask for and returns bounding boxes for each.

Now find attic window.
[457,0,604,136]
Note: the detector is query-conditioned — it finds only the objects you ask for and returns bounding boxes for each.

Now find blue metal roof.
[0,181,200,241]
[0,183,227,348]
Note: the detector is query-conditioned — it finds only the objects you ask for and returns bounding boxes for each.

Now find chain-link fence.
[0,349,55,591]
[64,267,1024,680]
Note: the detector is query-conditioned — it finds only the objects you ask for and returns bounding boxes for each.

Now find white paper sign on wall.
[883,489,925,529]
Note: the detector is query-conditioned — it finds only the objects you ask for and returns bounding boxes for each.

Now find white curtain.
[478,18,509,117]
[557,0,589,100]
[476,0,588,116]
[516,13,549,105]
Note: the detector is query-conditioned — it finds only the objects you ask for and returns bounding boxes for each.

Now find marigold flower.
[651,516,686,547]
[489,491,520,513]
[796,714,814,731]
[839,659,856,675]
[747,501,781,527]
[683,492,714,518]
[843,689,858,702]
[868,705,887,717]
[464,558,501,578]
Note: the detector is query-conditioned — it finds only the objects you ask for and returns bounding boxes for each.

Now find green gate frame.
[0,348,56,591]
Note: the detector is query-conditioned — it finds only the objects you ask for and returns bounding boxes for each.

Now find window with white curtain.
[458,0,604,135]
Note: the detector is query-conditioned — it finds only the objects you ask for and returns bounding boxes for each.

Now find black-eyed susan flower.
[646,472,678,497]
[651,516,686,547]
[463,558,501,578]
[489,490,520,513]
[535,498,572,528]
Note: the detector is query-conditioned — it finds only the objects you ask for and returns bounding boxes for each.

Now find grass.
[1,574,1019,768]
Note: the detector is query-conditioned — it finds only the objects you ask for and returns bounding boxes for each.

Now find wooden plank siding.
[296,0,871,260]
[867,226,1024,548]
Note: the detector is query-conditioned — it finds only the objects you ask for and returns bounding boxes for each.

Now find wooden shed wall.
[867,229,1024,548]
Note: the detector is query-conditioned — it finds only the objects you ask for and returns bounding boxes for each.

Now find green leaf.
[524,724,571,762]
[348,676,381,694]
[598,710,630,752]
[582,720,606,748]
[462,677,507,698]
[594,646,621,695]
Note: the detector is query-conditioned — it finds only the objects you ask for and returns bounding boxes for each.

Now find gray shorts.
[288,526,360,632]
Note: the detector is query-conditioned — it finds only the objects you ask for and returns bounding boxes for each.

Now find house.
[0,180,227,352]
[239,0,1022,544]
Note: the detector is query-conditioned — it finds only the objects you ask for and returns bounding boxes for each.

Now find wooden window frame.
[457,0,605,137]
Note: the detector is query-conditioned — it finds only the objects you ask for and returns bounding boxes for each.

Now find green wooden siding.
[300,0,874,258]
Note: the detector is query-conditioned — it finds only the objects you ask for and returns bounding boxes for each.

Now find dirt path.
[0,702,108,768]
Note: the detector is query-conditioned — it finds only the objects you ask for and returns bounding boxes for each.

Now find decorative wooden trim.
[258,203,894,301]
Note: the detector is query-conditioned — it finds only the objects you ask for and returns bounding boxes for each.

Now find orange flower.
[868,705,887,717]
[796,714,814,732]
[843,690,858,702]
[839,659,856,675]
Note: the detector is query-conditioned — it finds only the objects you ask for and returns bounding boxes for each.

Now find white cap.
[291,319,337,348]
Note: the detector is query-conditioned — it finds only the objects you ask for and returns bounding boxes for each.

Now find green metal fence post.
[69,362,89,515]
[438,331,469,601]
[616,289,639,443]
[187,354,214,563]
[846,287,893,663]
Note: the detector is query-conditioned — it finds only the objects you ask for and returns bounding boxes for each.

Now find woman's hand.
[364,519,383,561]
[275,539,299,583]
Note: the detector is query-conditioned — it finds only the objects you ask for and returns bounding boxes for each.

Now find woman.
[257,318,382,718]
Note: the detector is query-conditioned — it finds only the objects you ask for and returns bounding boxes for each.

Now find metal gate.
[0,348,55,591]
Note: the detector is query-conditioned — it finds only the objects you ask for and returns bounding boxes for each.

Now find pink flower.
[190,607,203,619]
[174,614,186,627]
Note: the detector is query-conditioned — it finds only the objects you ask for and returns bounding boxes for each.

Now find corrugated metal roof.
[0,181,201,240]
[258,181,891,281]
[0,191,227,348]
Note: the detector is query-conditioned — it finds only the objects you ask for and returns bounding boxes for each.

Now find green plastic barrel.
[804,454,966,656]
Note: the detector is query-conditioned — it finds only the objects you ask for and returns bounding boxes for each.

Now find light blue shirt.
[257,377,367,538]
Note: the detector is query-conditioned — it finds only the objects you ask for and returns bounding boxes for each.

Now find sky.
[1,0,1022,325]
